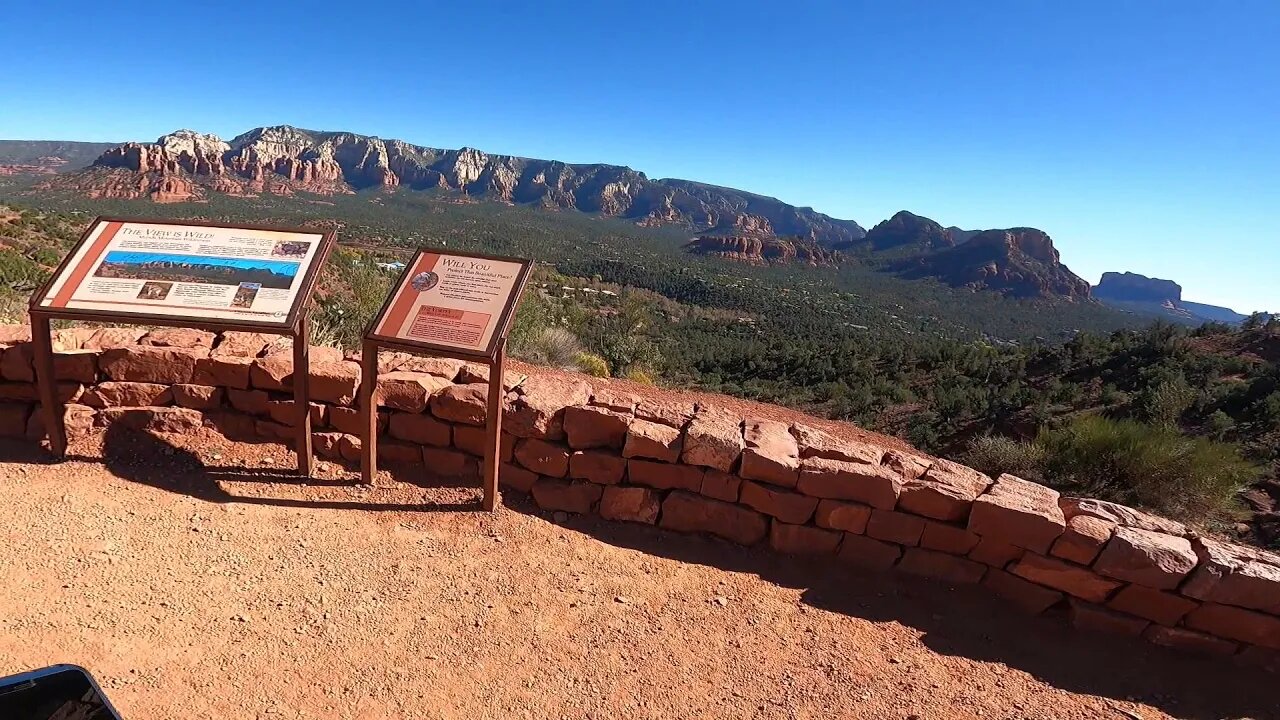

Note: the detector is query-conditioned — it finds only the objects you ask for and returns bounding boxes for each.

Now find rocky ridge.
[683,234,839,266]
[892,226,1093,299]
[21,128,1135,302]
[682,207,1095,300]
[0,157,74,176]
[50,127,869,243]
[862,210,958,252]
[0,140,118,176]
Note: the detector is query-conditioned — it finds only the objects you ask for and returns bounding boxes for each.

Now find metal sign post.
[28,216,335,474]
[358,248,532,510]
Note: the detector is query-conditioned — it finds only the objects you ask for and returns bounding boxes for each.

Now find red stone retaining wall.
[2,324,1279,670]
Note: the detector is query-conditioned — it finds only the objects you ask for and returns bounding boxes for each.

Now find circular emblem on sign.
[411,271,439,292]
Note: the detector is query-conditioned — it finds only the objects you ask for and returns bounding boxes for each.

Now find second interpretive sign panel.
[34,218,327,328]
[368,249,532,359]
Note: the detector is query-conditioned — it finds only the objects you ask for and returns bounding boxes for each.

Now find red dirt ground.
[0,427,1275,720]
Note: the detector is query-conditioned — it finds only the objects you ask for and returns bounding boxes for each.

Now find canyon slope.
[860,209,959,252]
[859,211,1092,300]
[683,209,1093,299]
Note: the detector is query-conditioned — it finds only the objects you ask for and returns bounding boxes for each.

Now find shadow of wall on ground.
[5,429,1276,719]
[508,503,1280,720]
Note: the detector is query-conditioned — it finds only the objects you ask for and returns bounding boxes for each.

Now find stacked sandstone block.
[1,324,1278,670]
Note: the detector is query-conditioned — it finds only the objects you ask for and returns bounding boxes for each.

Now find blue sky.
[2,1,1276,312]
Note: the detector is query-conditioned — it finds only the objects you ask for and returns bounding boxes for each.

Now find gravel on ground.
[0,429,1273,720]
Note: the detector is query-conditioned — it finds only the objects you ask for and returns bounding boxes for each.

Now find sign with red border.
[34,218,326,328]
[368,249,532,359]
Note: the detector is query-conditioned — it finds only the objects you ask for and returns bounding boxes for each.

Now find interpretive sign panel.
[368,249,532,359]
[360,247,532,511]
[29,216,335,473]
[34,218,327,328]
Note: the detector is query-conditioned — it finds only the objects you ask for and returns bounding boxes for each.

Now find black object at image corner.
[0,665,125,720]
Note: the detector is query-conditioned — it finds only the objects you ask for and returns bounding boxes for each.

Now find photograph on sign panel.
[231,282,261,308]
[411,270,440,292]
[135,281,173,301]
[270,240,311,258]
[93,251,300,290]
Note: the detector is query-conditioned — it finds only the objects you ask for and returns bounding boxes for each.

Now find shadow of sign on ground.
[90,417,481,512]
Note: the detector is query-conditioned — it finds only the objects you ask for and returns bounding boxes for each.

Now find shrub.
[1255,392,1280,429]
[307,317,344,350]
[1138,379,1197,429]
[506,289,557,355]
[311,250,393,350]
[514,326,584,369]
[904,411,941,453]
[30,247,63,266]
[582,293,661,378]
[624,367,656,385]
[0,248,46,291]
[1036,415,1255,523]
[965,435,1046,484]
[0,292,27,324]
[1205,410,1235,439]
[574,352,610,378]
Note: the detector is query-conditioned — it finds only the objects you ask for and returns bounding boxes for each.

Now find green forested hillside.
[0,206,83,319]
[9,188,1145,338]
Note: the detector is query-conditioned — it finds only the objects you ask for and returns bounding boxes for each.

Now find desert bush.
[307,317,344,349]
[0,292,27,324]
[30,247,62,266]
[515,326,584,369]
[965,435,1047,484]
[574,352,610,378]
[0,248,46,291]
[311,249,394,350]
[1037,415,1255,522]
[506,289,557,354]
[1138,378,1197,429]
[581,292,662,378]
[1205,410,1235,440]
[624,367,656,384]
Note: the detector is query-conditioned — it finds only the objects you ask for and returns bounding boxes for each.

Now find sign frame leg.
[31,313,66,459]
[293,315,313,477]
[359,339,378,485]
[482,338,506,511]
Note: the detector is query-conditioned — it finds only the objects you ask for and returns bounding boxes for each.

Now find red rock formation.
[151,174,198,203]
[733,214,774,235]
[0,157,70,175]
[893,227,1092,299]
[47,126,869,247]
[864,210,956,251]
[684,235,839,266]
